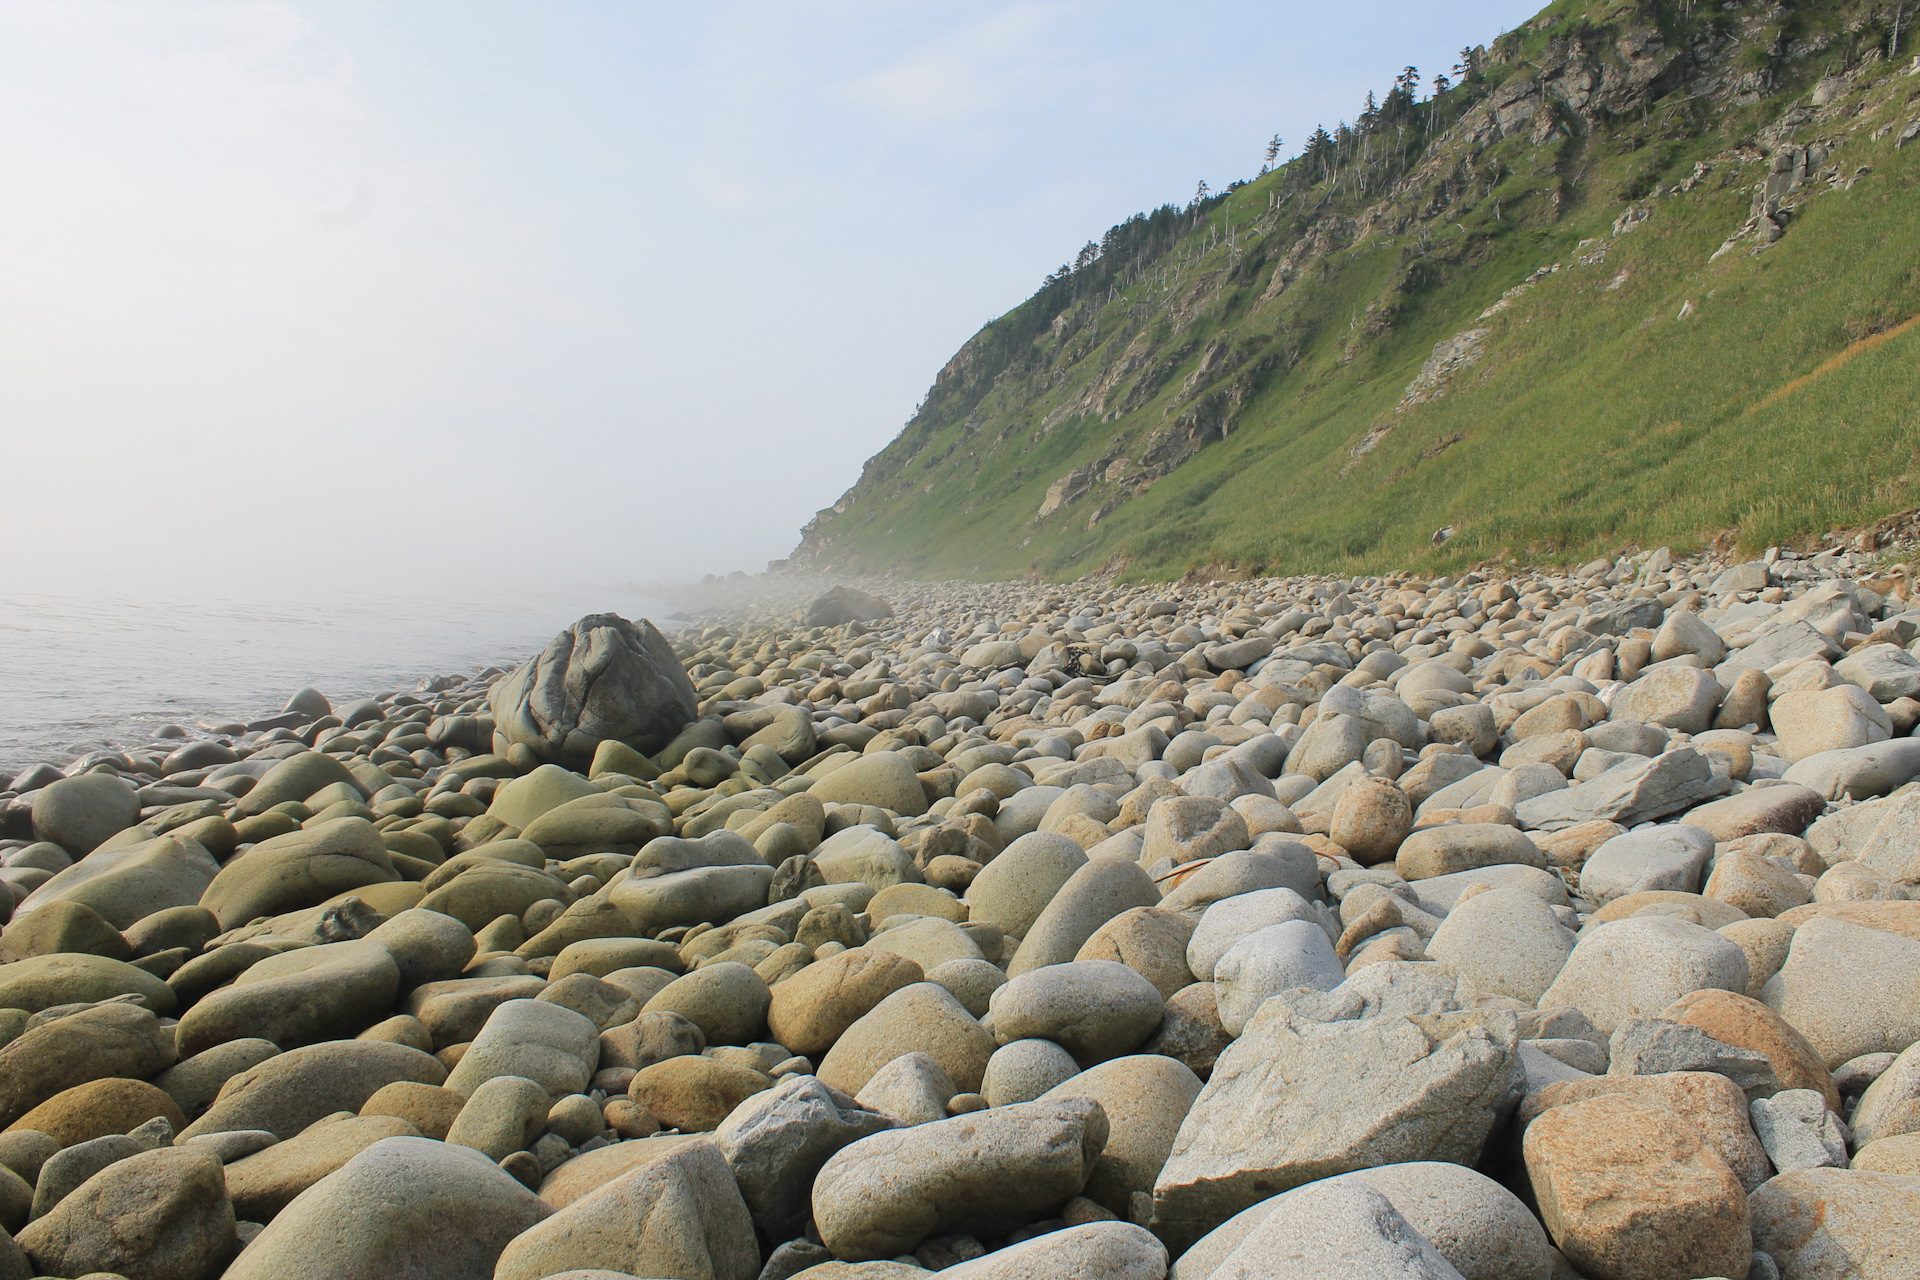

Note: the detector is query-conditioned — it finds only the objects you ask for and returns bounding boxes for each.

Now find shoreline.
[0,585,685,777]
[7,544,1913,795]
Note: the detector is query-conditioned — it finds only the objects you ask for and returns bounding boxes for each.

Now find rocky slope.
[4,546,1920,1275]
[791,0,1920,582]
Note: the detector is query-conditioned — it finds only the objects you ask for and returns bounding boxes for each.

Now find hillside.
[787,0,1920,583]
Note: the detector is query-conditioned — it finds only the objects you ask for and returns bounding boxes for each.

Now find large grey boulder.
[199,818,398,930]
[1151,1004,1522,1252]
[443,1075,550,1161]
[1773,685,1894,761]
[1514,749,1730,831]
[1186,887,1326,981]
[1607,1018,1777,1099]
[178,1040,447,1141]
[1540,917,1749,1036]
[443,998,600,1098]
[1175,1177,1467,1279]
[1852,1041,1920,1147]
[221,1113,420,1221]
[812,753,930,817]
[1784,739,1920,801]
[966,832,1087,942]
[816,981,996,1096]
[1403,865,1568,918]
[983,1038,1082,1107]
[608,864,774,934]
[1577,824,1716,904]
[712,1073,896,1239]
[1761,917,1920,1067]
[1610,666,1723,734]
[643,961,770,1047]
[1750,1088,1849,1173]
[364,908,477,989]
[811,1097,1109,1260]
[180,1043,445,1143]
[988,961,1166,1065]
[1424,886,1576,1006]
[1835,642,1920,702]
[29,774,140,856]
[0,1002,176,1130]
[492,1137,758,1280]
[10,835,221,931]
[806,586,894,628]
[1260,961,1474,1028]
[1214,922,1345,1035]
[223,1136,549,1280]
[488,614,699,768]
[1848,791,1920,884]
[856,1051,957,1125]
[1336,1162,1551,1280]
[0,951,177,1016]
[229,750,363,818]
[1750,1167,1920,1280]
[1039,1055,1203,1215]
[1005,855,1159,976]
[174,937,401,1056]
[1652,607,1728,667]
[1713,620,1839,683]
[812,826,922,890]
[1157,846,1320,914]
[14,1145,234,1280]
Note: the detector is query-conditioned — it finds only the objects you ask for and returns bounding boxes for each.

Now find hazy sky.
[1,0,1542,595]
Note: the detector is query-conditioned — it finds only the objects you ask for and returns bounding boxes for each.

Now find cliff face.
[792,0,1920,581]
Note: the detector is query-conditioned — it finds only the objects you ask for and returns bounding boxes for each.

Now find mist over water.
[0,586,669,774]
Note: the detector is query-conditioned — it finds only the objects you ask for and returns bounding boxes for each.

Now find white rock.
[1539,917,1748,1035]
[1214,920,1345,1035]
[1424,887,1576,1005]
[1770,685,1893,763]
[1577,825,1716,904]
[1750,1088,1848,1174]
[1186,888,1326,981]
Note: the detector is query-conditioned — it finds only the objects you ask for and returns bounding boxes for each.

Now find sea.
[0,586,674,777]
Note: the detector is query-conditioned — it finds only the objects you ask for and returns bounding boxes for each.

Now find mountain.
[787,0,1920,583]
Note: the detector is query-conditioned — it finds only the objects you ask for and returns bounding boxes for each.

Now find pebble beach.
[3,543,1920,1279]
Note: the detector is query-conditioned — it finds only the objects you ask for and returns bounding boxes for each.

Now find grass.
[809,0,1920,581]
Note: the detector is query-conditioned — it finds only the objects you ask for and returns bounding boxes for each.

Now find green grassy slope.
[792,0,1920,581]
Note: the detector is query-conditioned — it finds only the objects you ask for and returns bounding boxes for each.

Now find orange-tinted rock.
[1662,987,1838,1111]
[1775,900,1920,942]
[1584,891,1746,930]
[764,947,923,1058]
[6,1078,186,1149]
[1525,1095,1751,1280]
[1522,1071,1769,1191]
[627,1057,771,1133]
[534,1133,702,1208]
[357,1081,465,1142]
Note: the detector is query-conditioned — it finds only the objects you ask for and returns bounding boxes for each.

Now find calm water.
[0,587,672,775]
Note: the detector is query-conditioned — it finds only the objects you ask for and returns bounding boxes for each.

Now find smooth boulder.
[14,1145,235,1280]
[222,1136,550,1280]
[492,1137,758,1280]
[199,818,398,931]
[488,614,700,768]
[811,1097,1109,1260]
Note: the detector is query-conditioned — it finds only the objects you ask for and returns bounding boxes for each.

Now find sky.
[0,0,1544,597]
